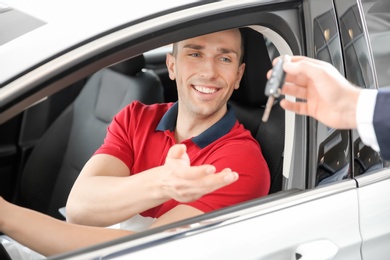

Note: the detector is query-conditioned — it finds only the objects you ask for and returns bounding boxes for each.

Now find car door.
[344,0,390,259]
[55,1,364,259]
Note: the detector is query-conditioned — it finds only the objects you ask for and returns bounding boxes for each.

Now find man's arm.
[66,144,238,226]
[356,89,379,152]
[0,197,202,257]
[277,56,390,158]
[66,154,165,227]
[372,89,390,160]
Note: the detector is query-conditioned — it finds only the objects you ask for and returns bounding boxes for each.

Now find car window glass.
[339,3,375,89]
[313,9,343,74]
[332,0,387,177]
[309,2,351,187]
[361,0,390,88]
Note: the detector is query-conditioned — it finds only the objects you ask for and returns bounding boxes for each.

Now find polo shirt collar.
[156,102,237,148]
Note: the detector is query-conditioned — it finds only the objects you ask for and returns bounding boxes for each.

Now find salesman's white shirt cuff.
[356,89,380,152]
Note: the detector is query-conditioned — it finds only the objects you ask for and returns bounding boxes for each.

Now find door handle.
[294,239,338,260]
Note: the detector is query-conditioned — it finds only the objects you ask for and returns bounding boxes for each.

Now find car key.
[262,55,289,122]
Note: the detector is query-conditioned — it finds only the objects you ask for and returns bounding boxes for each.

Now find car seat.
[229,27,285,194]
[13,55,164,219]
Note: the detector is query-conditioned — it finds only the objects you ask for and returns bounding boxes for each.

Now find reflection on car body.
[354,136,384,175]
[317,130,350,186]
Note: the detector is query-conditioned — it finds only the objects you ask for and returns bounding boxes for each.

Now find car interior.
[4,27,286,221]
[12,54,165,219]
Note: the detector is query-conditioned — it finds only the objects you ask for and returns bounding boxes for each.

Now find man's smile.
[192,85,220,94]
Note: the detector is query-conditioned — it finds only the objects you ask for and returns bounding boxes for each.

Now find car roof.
[0,0,203,85]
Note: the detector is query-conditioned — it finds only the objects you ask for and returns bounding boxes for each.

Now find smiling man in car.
[0,28,270,258]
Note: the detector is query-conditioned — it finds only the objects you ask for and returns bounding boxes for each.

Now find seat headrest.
[109,55,146,76]
[230,28,272,107]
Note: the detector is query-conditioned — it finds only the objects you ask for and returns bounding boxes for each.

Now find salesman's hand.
[158,144,238,203]
[272,55,361,129]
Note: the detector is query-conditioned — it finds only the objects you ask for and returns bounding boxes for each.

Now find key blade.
[262,96,275,122]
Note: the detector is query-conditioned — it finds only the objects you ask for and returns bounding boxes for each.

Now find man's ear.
[235,63,246,90]
[166,53,176,80]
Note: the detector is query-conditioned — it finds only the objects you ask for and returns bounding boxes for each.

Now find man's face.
[166,29,245,119]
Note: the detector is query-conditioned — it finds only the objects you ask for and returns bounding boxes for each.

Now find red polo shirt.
[95,101,270,218]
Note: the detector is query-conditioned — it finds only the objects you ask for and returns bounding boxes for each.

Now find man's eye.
[221,57,232,62]
[190,53,201,57]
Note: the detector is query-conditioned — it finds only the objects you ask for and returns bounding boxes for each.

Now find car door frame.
[49,1,364,259]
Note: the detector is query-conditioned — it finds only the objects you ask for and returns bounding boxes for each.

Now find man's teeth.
[194,85,217,94]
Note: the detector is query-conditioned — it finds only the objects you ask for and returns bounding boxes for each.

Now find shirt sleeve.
[356,89,380,152]
[94,103,134,170]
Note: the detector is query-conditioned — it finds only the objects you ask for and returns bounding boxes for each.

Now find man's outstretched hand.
[159,144,238,202]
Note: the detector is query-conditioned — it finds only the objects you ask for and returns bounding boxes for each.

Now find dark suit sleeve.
[373,89,390,160]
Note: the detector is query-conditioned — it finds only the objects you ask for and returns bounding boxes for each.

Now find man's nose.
[199,58,218,79]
